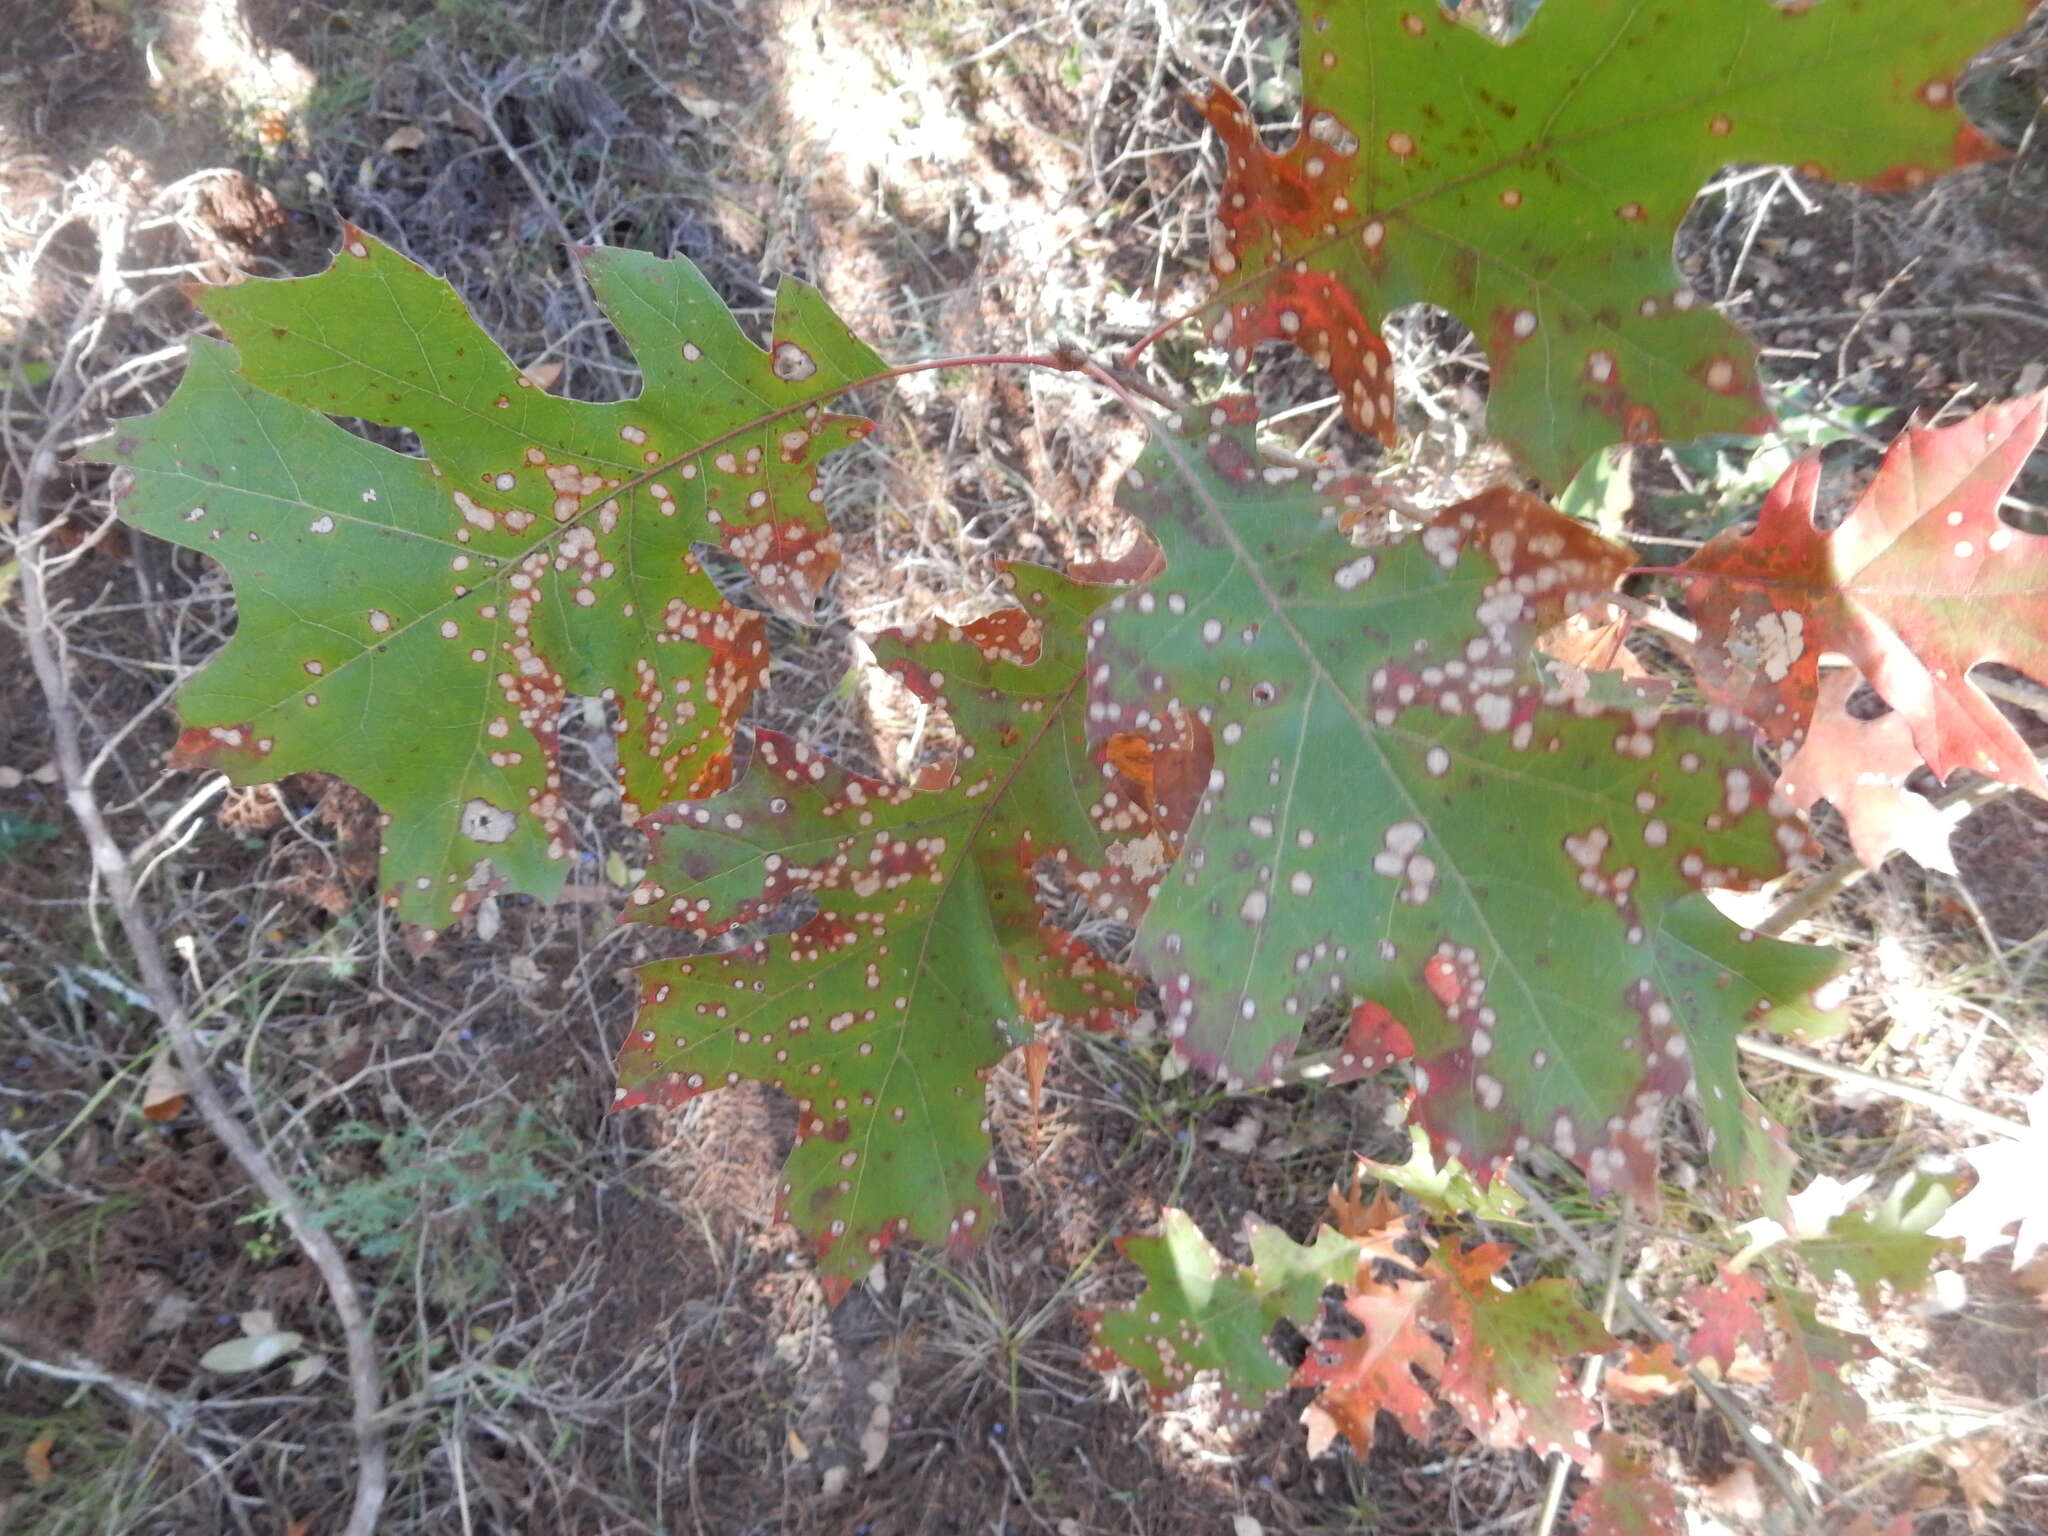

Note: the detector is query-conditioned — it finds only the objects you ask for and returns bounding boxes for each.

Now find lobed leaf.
[1572,1435,1681,1536]
[1297,1239,1612,1462]
[1799,1175,1958,1307]
[1086,1209,1361,1422]
[1677,391,2048,793]
[1770,1290,1876,1478]
[1777,670,1960,874]
[1929,1088,2048,1269]
[614,565,1144,1298]
[1295,1265,1441,1456]
[96,233,887,925]
[1427,1241,1613,1461]
[1354,1126,1524,1221]
[1683,1264,1771,1373]
[1091,397,1845,1201]
[1195,0,2026,486]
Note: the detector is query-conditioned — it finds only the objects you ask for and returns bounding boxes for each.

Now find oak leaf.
[1093,397,1846,1203]
[1294,1266,1441,1456]
[1296,1240,1612,1462]
[1572,1435,1681,1536]
[615,566,1145,1299]
[1800,1174,1958,1307]
[1195,1,2021,486]
[1086,1209,1360,1420]
[1777,671,1959,872]
[1770,1290,1876,1478]
[1930,1087,2048,1269]
[1684,1264,1770,1374]
[96,232,886,924]
[1677,391,2048,794]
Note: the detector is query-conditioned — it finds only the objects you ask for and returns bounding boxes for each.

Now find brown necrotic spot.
[772,342,817,382]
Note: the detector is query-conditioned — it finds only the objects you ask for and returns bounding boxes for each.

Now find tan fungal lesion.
[771,341,818,382]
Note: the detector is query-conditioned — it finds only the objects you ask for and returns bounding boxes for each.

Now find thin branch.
[1533,1202,1631,1536]
[1735,1036,2029,1141]
[7,198,388,1536]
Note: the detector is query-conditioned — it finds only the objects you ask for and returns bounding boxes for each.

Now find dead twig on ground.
[5,187,389,1536]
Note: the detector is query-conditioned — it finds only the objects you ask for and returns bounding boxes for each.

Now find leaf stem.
[1120,304,1203,373]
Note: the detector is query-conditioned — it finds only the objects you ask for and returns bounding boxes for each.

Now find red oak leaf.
[1298,1241,1612,1463]
[1776,670,1958,874]
[1684,1265,1771,1373]
[1295,1268,1442,1457]
[1573,1435,1682,1536]
[1429,1242,1611,1461]
[1677,392,2048,795]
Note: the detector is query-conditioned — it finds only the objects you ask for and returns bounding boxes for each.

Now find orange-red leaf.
[1684,1264,1771,1373]
[1294,1268,1442,1456]
[1296,1240,1612,1463]
[1573,1435,1681,1536]
[1677,393,2048,795]
[1776,670,1958,874]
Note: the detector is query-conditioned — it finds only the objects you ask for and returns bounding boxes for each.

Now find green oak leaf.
[1197,0,2025,485]
[1090,396,1846,1202]
[94,231,885,925]
[1430,1241,1615,1461]
[1086,1209,1359,1417]
[1800,1174,1959,1306]
[615,564,1143,1300]
[1358,1126,1525,1221]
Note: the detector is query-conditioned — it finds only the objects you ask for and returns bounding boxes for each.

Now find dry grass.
[4,1,2048,1534]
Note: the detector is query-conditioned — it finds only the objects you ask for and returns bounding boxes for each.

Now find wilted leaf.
[141,1048,188,1122]
[1603,1341,1687,1405]
[199,1329,305,1374]
[1940,1433,2011,1531]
